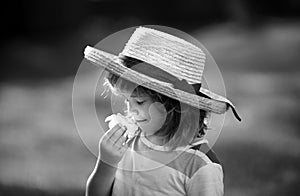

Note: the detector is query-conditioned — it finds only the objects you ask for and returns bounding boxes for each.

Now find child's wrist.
[99,160,118,171]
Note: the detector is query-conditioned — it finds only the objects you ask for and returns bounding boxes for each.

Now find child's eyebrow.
[121,94,147,99]
[129,94,148,98]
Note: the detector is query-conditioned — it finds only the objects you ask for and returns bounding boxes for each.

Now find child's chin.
[139,126,158,136]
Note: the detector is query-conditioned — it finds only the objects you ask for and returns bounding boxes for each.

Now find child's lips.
[136,119,147,123]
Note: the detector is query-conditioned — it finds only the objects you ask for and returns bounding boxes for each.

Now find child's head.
[84,27,241,149]
[103,56,208,148]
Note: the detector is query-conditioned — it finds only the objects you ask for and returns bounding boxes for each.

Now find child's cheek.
[148,102,167,130]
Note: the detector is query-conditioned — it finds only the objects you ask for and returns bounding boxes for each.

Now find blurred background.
[1,0,300,195]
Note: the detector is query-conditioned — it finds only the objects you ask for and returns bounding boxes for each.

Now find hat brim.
[84,46,240,119]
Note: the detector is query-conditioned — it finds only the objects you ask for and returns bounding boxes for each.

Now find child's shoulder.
[190,143,221,165]
[174,145,220,177]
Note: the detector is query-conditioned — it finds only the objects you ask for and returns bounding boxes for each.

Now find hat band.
[120,56,207,98]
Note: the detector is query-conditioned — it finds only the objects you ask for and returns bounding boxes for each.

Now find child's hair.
[102,56,209,149]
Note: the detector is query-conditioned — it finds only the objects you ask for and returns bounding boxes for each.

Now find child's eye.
[136,100,145,105]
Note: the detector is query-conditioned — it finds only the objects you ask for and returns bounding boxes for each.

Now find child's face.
[124,93,167,136]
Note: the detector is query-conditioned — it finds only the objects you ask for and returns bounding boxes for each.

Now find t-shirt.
[111,132,224,196]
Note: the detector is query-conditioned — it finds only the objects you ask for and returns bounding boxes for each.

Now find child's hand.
[99,124,128,167]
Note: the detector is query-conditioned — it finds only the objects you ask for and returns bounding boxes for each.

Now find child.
[84,26,241,196]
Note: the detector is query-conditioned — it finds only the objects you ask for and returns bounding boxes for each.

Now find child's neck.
[144,133,168,146]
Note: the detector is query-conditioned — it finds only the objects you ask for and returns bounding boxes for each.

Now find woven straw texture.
[120,27,206,84]
[84,46,228,114]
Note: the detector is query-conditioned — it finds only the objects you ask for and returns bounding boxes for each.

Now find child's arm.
[86,158,117,196]
[185,163,224,196]
[86,124,128,196]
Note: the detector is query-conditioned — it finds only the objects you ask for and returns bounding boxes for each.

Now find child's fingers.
[107,125,127,144]
[118,141,129,152]
[114,127,127,144]
[104,124,123,139]
[114,133,127,149]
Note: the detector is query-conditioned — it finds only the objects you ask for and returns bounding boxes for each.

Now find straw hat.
[84,27,241,121]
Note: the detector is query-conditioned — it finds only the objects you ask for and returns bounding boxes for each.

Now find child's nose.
[128,108,139,116]
[128,105,139,116]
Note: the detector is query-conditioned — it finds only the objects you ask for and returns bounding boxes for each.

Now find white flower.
[105,113,140,142]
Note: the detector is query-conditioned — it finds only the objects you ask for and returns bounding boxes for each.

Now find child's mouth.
[136,119,147,123]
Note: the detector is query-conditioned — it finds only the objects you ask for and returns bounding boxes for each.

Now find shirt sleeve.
[185,163,224,196]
